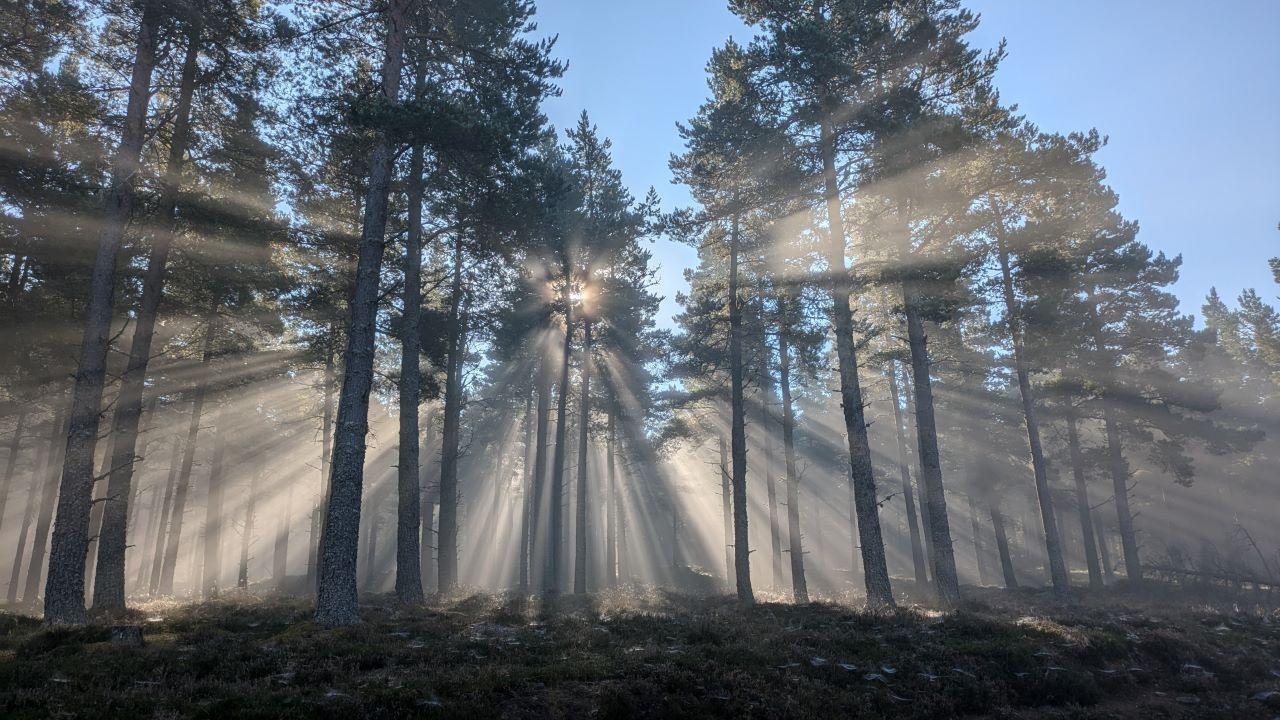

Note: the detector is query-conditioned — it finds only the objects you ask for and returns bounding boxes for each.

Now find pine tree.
[44,0,167,626]
[670,39,802,604]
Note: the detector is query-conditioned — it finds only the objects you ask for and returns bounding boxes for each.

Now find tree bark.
[518,388,534,590]
[395,120,426,604]
[129,476,155,592]
[818,120,892,607]
[1065,410,1103,589]
[147,433,180,594]
[23,405,69,605]
[1102,402,1142,583]
[421,498,436,592]
[888,362,928,587]
[903,383,937,577]
[272,481,291,591]
[44,0,162,625]
[902,283,960,608]
[363,496,382,591]
[6,411,43,604]
[0,409,27,539]
[989,502,1018,589]
[546,283,573,593]
[670,501,679,572]
[719,435,733,590]
[727,207,753,604]
[201,411,227,599]
[572,318,592,594]
[238,468,258,590]
[777,315,808,603]
[315,0,412,627]
[760,382,783,590]
[91,19,202,611]
[526,334,553,593]
[158,311,217,596]
[418,407,437,592]
[994,231,1069,595]
[604,405,617,589]
[309,341,337,595]
[124,397,159,591]
[967,494,988,586]
[1096,521,1115,581]
[84,449,108,601]
[436,235,466,594]
[616,434,628,584]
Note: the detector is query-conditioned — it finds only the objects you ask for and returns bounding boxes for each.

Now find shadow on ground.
[2,583,1279,718]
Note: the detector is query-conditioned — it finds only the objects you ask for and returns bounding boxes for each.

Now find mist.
[2,0,1278,717]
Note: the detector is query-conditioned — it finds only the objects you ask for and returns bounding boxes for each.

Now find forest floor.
[2,582,1279,719]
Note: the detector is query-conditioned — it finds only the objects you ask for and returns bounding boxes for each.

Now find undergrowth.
[1,585,1278,718]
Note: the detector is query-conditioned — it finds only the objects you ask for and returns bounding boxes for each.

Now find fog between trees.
[0,0,1277,629]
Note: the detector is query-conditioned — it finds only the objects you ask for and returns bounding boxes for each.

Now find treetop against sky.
[535,0,1280,329]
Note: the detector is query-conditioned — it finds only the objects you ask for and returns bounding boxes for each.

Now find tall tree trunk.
[994,232,1069,595]
[526,335,553,593]
[818,121,892,607]
[670,501,679,572]
[84,446,108,601]
[148,433,180,594]
[437,236,466,594]
[314,0,412,626]
[902,283,960,608]
[309,342,337,595]
[777,318,808,603]
[604,405,617,589]
[364,500,381,591]
[123,396,159,590]
[23,405,69,605]
[616,434,628,585]
[201,412,227,599]
[44,0,162,626]
[814,502,824,590]
[187,514,202,598]
[130,480,155,592]
[888,362,928,587]
[517,389,534,590]
[6,412,44,604]
[967,495,988,586]
[417,409,436,591]
[1066,410,1103,589]
[1102,402,1141,583]
[92,22,202,611]
[719,435,733,590]
[1082,293,1141,585]
[272,481,292,591]
[0,409,27,538]
[395,121,426,604]
[159,311,217,596]
[421,497,436,592]
[573,318,592,594]
[989,502,1018,589]
[903,382,936,575]
[1096,521,1115,581]
[727,207,753,604]
[761,384,783,590]
[238,468,258,590]
[546,283,573,593]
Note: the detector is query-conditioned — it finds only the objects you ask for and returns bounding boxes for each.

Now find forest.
[1,0,1279,717]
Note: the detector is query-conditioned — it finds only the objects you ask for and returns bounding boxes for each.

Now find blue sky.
[533,0,1280,328]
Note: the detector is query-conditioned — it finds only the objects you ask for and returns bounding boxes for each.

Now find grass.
[2,584,1279,718]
